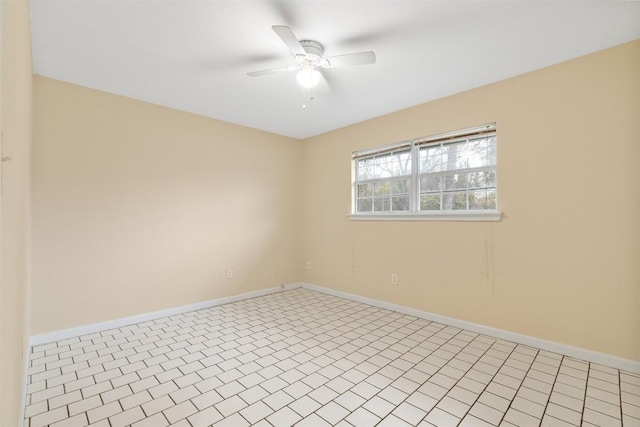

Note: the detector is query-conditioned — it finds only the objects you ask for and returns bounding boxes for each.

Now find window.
[354,145,412,213]
[351,124,500,221]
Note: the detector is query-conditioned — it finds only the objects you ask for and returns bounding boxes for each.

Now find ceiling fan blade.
[247,65,299,77]
[315,71,331,94]
[321,51,376,68]
[272,25,306,56]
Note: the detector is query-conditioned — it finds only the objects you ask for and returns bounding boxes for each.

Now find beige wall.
[1,0,33,424]
[32,77,301,334]
[301,40,640,362]
[31,40,639,366]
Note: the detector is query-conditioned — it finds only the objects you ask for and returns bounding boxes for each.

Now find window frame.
[353,145,413,214]
[350,124,501,222]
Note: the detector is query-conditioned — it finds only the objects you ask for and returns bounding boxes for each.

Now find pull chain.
[301,86,315,110]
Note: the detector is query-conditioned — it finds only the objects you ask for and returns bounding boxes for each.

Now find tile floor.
[24,288,639,427]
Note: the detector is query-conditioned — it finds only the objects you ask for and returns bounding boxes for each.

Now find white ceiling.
[30,1,640,139]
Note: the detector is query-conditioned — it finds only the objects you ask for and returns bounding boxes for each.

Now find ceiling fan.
[247,26,376,89]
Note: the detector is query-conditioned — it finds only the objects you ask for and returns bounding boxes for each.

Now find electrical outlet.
[391,273,398,286]
[306,261,311,270]
[226,269,233,279]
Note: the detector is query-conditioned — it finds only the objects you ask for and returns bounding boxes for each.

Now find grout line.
[23,288,634,427]
[299,283,640,374]
[538,355,564,426]
[618,366,623,423]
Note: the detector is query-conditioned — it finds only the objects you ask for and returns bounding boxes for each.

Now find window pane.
[468,136,489,150]
[374,198,390,212]
[486,190,496,209]
[357,183,373,197]
[420,194,441,210]
[442,173,468,191]
[443,191,468,210]
[469,190,497,209]
[357,150,411,180]
[419,146,444,173]
[421,135,496,173]
[420,175,442,192]
[372,179,410,197]
[442,141,466,171]
[469,190,485,210]
[466,137,489,168]
[390,179,410,195]
[394,151,412,176]
[374,182,391,196]
[487,137,497,166]
[391,195,410,211]
[356,158,373,180]
[467,171,487,189]
[486,171,496,188]
[357,198,372,212]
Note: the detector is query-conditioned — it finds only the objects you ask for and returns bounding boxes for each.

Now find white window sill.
[348,210,502,222]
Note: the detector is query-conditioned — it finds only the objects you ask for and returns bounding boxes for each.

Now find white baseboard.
[298,283,640,374]
[28,281,639,374]
[30,283,302,346]
[23,283,302,427]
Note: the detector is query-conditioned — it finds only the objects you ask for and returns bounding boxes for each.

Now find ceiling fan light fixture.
[247,26,377,95]
[296,67,321,88]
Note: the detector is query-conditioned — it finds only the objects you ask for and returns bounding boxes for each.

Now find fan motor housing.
[300,40,324,64]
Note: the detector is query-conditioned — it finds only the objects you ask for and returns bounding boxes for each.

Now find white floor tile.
[317,401,350,425]
[23,289,636,427]
[393,401,428,425]
[108,406,146,427]
[162,400,198,424]
[296,413,332,427]
[238,401,273,424]
[345,407,381,427]
[49,413,88,427]
[423,407,460,427]
[30,407,68,427]
[266,406,302,427]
